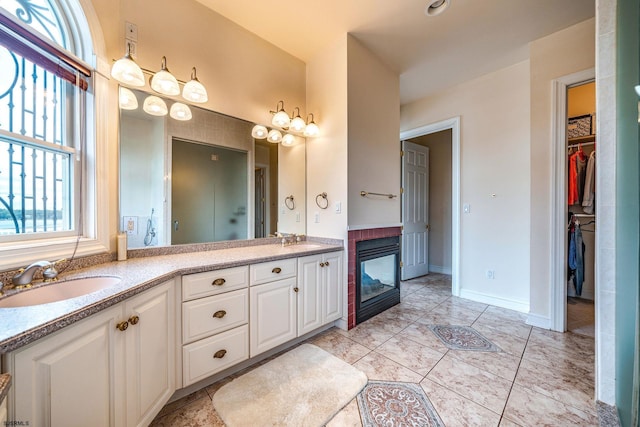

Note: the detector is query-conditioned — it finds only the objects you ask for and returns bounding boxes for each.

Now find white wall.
[278,141,306,234]
[401,60,531,312]
[529,18,596,320]
[347,36,401,227]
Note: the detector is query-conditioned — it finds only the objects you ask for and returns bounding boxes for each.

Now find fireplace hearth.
[355,236,400,324]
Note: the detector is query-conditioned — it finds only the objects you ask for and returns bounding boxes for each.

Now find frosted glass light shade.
[290,116,306,132]
[282,133,296,146]
[150,57,180,96]
[111,55,145,87]
[182,68,208,103]
[251,125,268,139]
[170,102,192,121]
[143,95,168,116]
[303,121,319,137]
[118,87,138,110]
[272,110,291,128]
[267,129,282,143]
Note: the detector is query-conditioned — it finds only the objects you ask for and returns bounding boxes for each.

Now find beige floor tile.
[447,348,521,382]
[498,417,522,426]
[381,303,428,322]
[528,328,595,355]
[447,296,489,312]
[335,320,395,350]
[150,395,224,427]
[155,389,210,419]
[399,295,443,311]
[397,322,451,353]
[420,378,501,426]
[473,313,532,340]
[502,385,598,426]
[482,305,528,323]
[353,351,425,383]
[430,303,483,324]
[426,354,512,414]
[415,311,476,327]
[375,336,445,376]
[471,324,528,357]
[326,398,362,427]
[514,358,596,415]
[309,328,371,364]
[522,341,595,378]
[363,313,414,334]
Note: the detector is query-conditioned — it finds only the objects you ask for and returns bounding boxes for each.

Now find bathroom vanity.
[0,240,343,426]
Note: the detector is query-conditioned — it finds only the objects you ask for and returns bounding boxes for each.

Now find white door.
[297,255,323,335]
[401,140,430,280]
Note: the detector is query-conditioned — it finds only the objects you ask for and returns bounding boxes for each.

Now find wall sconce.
[251,100,320,145]
[111,43,145,87]
[150,56,180,96]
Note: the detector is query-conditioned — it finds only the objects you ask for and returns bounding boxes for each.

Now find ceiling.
[195,0,595,105]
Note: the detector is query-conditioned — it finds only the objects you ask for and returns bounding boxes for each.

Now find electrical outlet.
[486,270,495,279]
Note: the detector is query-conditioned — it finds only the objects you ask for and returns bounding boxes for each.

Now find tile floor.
[567,296,595,338]
[150,273,598,426]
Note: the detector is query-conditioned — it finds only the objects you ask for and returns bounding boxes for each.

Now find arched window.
[0,0,93,239]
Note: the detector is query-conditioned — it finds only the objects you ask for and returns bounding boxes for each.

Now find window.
[0,1,91,240]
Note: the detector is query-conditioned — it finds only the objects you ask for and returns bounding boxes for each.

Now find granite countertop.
[0,241,342,353]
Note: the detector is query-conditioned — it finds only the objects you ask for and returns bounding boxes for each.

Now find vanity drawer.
[182,325,249,387]
[182,266,249,301]
[250,258,297,285]
[182,289,248,344]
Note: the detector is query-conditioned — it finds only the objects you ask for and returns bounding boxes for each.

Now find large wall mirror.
[119,89,306,249]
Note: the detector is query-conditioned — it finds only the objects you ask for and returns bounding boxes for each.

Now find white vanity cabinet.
[5,280,175,427]
[181,267,250,387]
[297,252,344,335]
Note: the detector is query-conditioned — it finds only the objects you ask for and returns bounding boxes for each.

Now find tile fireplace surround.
[348,226,402,329]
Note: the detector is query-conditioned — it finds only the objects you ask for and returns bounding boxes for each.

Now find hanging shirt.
[568,150,587,205]
[582,151,596,214]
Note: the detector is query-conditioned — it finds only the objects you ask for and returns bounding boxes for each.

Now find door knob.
[116,321,129,332]
[128,315,140,325]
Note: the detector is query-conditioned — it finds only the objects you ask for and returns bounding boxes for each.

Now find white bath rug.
[212,343,368,427]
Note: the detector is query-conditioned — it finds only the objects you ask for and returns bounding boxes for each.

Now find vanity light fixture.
[289,107,306,132]
[251,125,269,139]
[303,113,320,137]
[119,87,139,110]
[170,102,192,121]
[271,101,291,128]
[150,56,180,96]
[111,42,145,87]
[267,129,283,143]
[182,67,208,103]
[143,95,168,116]
[281,133,296,146]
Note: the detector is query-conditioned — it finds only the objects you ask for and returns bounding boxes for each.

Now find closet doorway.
[565,81,596,337]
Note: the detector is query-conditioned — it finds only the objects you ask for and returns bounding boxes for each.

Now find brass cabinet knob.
[213,310,227,319]
[294,287,299,293]
[325,261,330,266]
[319,262,325,267]
[213,349,227,359]
[116,321,129,332]
[272,267,282,274]
[212,278,226,287]
[128,315,140,325]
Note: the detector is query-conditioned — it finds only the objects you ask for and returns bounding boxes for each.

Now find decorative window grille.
[0,0,90,237]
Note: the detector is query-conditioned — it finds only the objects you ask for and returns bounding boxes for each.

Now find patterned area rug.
[428,325,499,351]
[357,381,444,427]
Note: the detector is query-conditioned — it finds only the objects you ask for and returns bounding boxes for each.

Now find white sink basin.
[0,276,122,308]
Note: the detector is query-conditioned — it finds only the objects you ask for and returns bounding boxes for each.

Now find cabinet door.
[323,252,343,323]
[297,255,323,335]
[9,305,122,427]
[124,281,175,427]
[249,277,297,357]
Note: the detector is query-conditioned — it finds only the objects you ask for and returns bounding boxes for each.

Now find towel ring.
[284,195,295,210]
[315,192,328,209]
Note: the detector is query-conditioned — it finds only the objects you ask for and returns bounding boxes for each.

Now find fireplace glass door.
[361,254,397,303]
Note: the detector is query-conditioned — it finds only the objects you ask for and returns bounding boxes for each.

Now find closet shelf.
[568,134,596,144]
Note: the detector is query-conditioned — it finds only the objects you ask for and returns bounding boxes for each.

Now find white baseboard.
[526,313,551,329]
[428,265,452,275]
[459,289,529,313]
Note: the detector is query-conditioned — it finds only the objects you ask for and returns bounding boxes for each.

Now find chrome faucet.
[11,260,60,289]
[279,233,301,247]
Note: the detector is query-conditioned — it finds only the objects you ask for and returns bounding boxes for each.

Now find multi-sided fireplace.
[355,236,401,324]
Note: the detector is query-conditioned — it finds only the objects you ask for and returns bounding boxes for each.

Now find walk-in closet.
[566,81,596,337]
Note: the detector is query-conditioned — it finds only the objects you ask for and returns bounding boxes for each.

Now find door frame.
[400,116,461,296]
[550,68,595,332]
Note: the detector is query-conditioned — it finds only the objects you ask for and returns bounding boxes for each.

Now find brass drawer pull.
[320,262,325,267]
[213,310,227,319]
[325,261,330,266]
[128,315,140,325]
[116,321,129,332]
[272,267,282,274]
[213,349,227,359]
[212,278,226,286]
[294,287,299,293]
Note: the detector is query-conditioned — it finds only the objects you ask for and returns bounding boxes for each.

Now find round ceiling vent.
[425,0,450,16]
